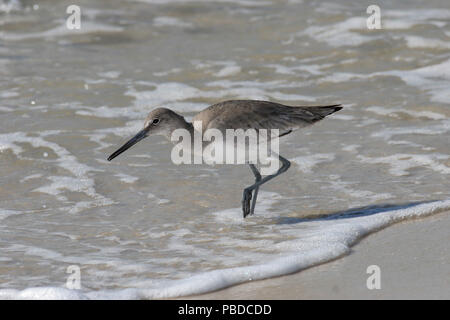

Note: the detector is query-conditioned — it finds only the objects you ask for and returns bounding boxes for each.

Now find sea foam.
[1,198,449,299]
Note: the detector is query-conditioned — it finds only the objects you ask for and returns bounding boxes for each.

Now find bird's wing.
[198,100,341,136]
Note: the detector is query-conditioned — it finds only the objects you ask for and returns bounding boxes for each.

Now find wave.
[1,198,449,299]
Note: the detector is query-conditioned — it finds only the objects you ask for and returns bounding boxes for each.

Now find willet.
[107,100,342,218]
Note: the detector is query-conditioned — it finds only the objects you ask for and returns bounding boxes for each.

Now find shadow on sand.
[276,200,438,225]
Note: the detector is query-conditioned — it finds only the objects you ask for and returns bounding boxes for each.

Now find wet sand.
[184,211,450,299]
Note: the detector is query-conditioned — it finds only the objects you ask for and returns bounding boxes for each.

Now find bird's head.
[107,108,187,161]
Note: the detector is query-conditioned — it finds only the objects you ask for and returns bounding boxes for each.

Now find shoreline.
[181,211,450,299]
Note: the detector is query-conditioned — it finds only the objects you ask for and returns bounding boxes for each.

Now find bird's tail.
[307,104,343,117]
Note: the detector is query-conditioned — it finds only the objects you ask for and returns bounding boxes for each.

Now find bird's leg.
[248,164,261,216]
[242,155,291,218]
[242,163,261,218]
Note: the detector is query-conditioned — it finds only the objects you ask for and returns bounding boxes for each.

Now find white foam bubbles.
[153,16,193,28]
[0,131,113,213]
[2,198,448,299]
[0,22,124,41]
[212,191,283,224]
[0,209,22,221]
[375,58,450,105]
[291,153,335,174]
[367,106,446,120]
[302,17,378,47]
[0,287,88,300]
[115,173,139,184]
[358,153,450,176]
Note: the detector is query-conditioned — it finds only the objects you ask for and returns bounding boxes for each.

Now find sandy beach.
[185,211,450,300]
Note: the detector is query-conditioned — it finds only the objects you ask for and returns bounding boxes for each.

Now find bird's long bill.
[107,129,148,161]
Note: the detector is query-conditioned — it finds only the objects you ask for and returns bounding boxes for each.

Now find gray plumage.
[193,100,342,136]
[107,99,343,218]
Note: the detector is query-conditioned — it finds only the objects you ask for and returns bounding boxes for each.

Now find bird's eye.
[152,118,160,125]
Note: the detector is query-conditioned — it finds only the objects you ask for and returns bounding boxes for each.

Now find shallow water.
[0,0,449,298]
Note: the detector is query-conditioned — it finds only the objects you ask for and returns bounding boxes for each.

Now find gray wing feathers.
[202,100,342,133]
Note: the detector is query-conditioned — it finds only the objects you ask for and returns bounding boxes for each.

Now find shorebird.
[107,100,342,218]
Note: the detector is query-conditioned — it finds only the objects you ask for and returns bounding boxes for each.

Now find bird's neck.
[163,115,195,143]
[179,116,195,137]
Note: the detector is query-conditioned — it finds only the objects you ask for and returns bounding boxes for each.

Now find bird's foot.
[242,189,252,218]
